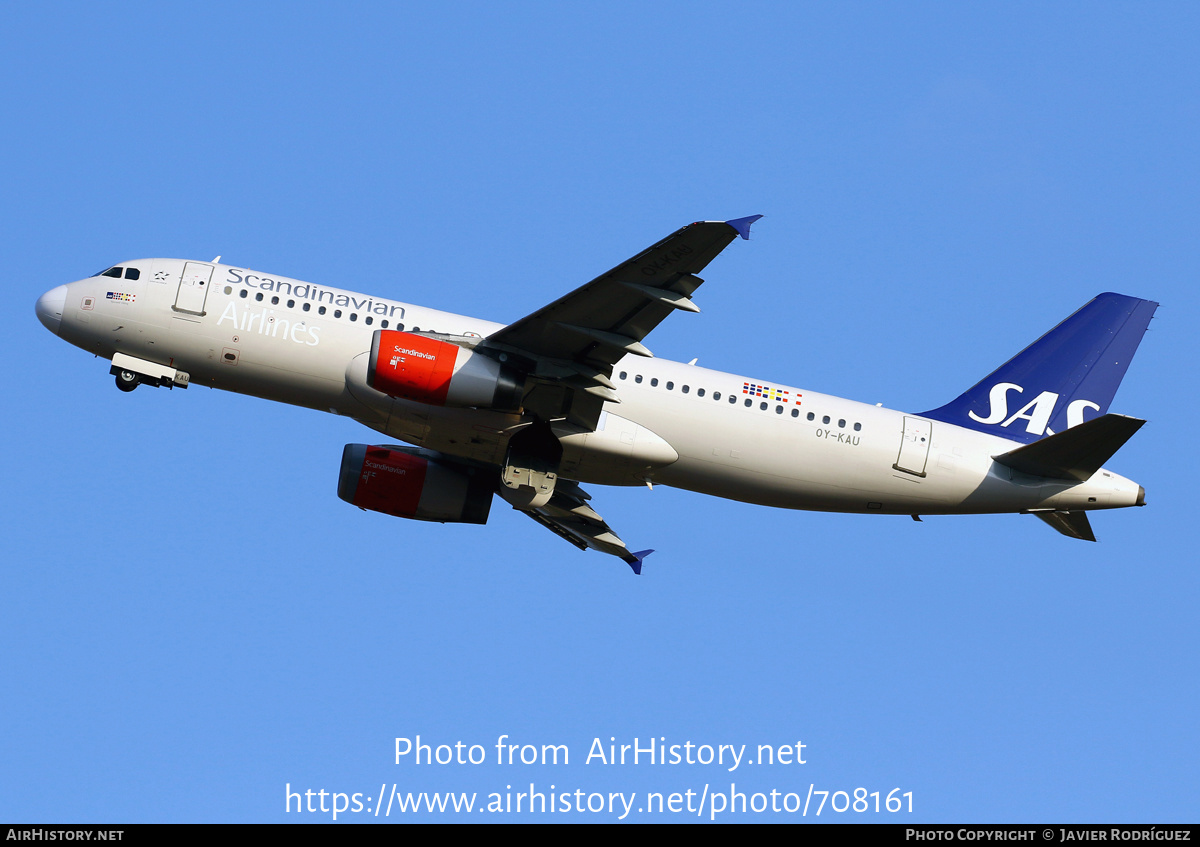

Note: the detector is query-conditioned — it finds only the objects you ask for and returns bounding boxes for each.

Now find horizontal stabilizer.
[993,414,1144,481]
[1032,510,1096,542]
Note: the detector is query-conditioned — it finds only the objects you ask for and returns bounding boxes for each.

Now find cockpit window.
[92,266,140,279]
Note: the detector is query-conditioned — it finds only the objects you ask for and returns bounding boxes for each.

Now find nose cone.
[36,285,67,334]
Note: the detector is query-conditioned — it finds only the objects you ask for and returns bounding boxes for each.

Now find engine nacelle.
[367,330,524,412]
[337,444,493,524]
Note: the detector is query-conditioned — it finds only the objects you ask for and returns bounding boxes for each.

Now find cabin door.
[174,262,213,316]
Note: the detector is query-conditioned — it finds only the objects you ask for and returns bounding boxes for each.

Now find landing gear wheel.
[115,370,140,392]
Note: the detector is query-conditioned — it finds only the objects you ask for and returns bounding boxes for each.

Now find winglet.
[725,215,763,240]
[624,549,654,575]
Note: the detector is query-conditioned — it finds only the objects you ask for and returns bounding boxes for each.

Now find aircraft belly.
[214,359,349,410]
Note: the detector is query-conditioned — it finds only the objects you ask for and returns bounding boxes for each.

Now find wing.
[482,216,761,427]
[519,479,654,574]
[484,217,761,569]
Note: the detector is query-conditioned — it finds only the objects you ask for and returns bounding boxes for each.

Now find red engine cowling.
[366,330,524,412]
[337,444,493,524]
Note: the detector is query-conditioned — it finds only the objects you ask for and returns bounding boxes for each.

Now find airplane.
[35,217,1157,573]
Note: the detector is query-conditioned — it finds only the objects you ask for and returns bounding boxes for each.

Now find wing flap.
[519,483,651,573]
[480,217,759,428]
[484,218,757,367]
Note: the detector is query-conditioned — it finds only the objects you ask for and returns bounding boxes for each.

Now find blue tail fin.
[920,293,1158,444]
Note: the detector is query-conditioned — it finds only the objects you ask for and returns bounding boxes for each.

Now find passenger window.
[682,385,689,394]
[365,316,373,325]
[350,313,358,322]
[395,322,404,330]
[760,402,768,410]
[635,375,643,383]
[791,409,799,417]
[255,293,264,302]
[666,382,674,390]
[381,319,388,328]
[822,415,830,424]
[334,310,342,318]
[239,289,248,299]
[287,299,295,308]
[729,395,736,404]
[302,302,310,311]
[713,392,721,400]
[271,296,279,305]
[650,378,658,387]
[854,422,862,431]
[807,412,815,421]
[838,419,846,428]
[776,405,783,414]
[102,267,122,278]
[744,399,752,407]
[224,286,232,295]
[619,371,627,380]
[124,268,140,280]
[697,388,705,397]
[318,306,326,315]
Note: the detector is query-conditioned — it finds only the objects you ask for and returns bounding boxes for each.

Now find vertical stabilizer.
[920,293,1157,444]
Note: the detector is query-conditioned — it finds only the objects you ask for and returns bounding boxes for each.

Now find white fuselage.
[42,259,1144,518]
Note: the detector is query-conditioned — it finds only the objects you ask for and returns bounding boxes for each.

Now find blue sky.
[3,1,1198,823]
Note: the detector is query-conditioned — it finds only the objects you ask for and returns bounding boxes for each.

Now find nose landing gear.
[115,369,140,392]
[108,353,189,391]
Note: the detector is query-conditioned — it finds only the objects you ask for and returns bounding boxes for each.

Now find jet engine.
[337,444,494,524]
[367,330,524,412]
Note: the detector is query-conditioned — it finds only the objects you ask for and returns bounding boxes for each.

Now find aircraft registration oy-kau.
[36,217,1157,573]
